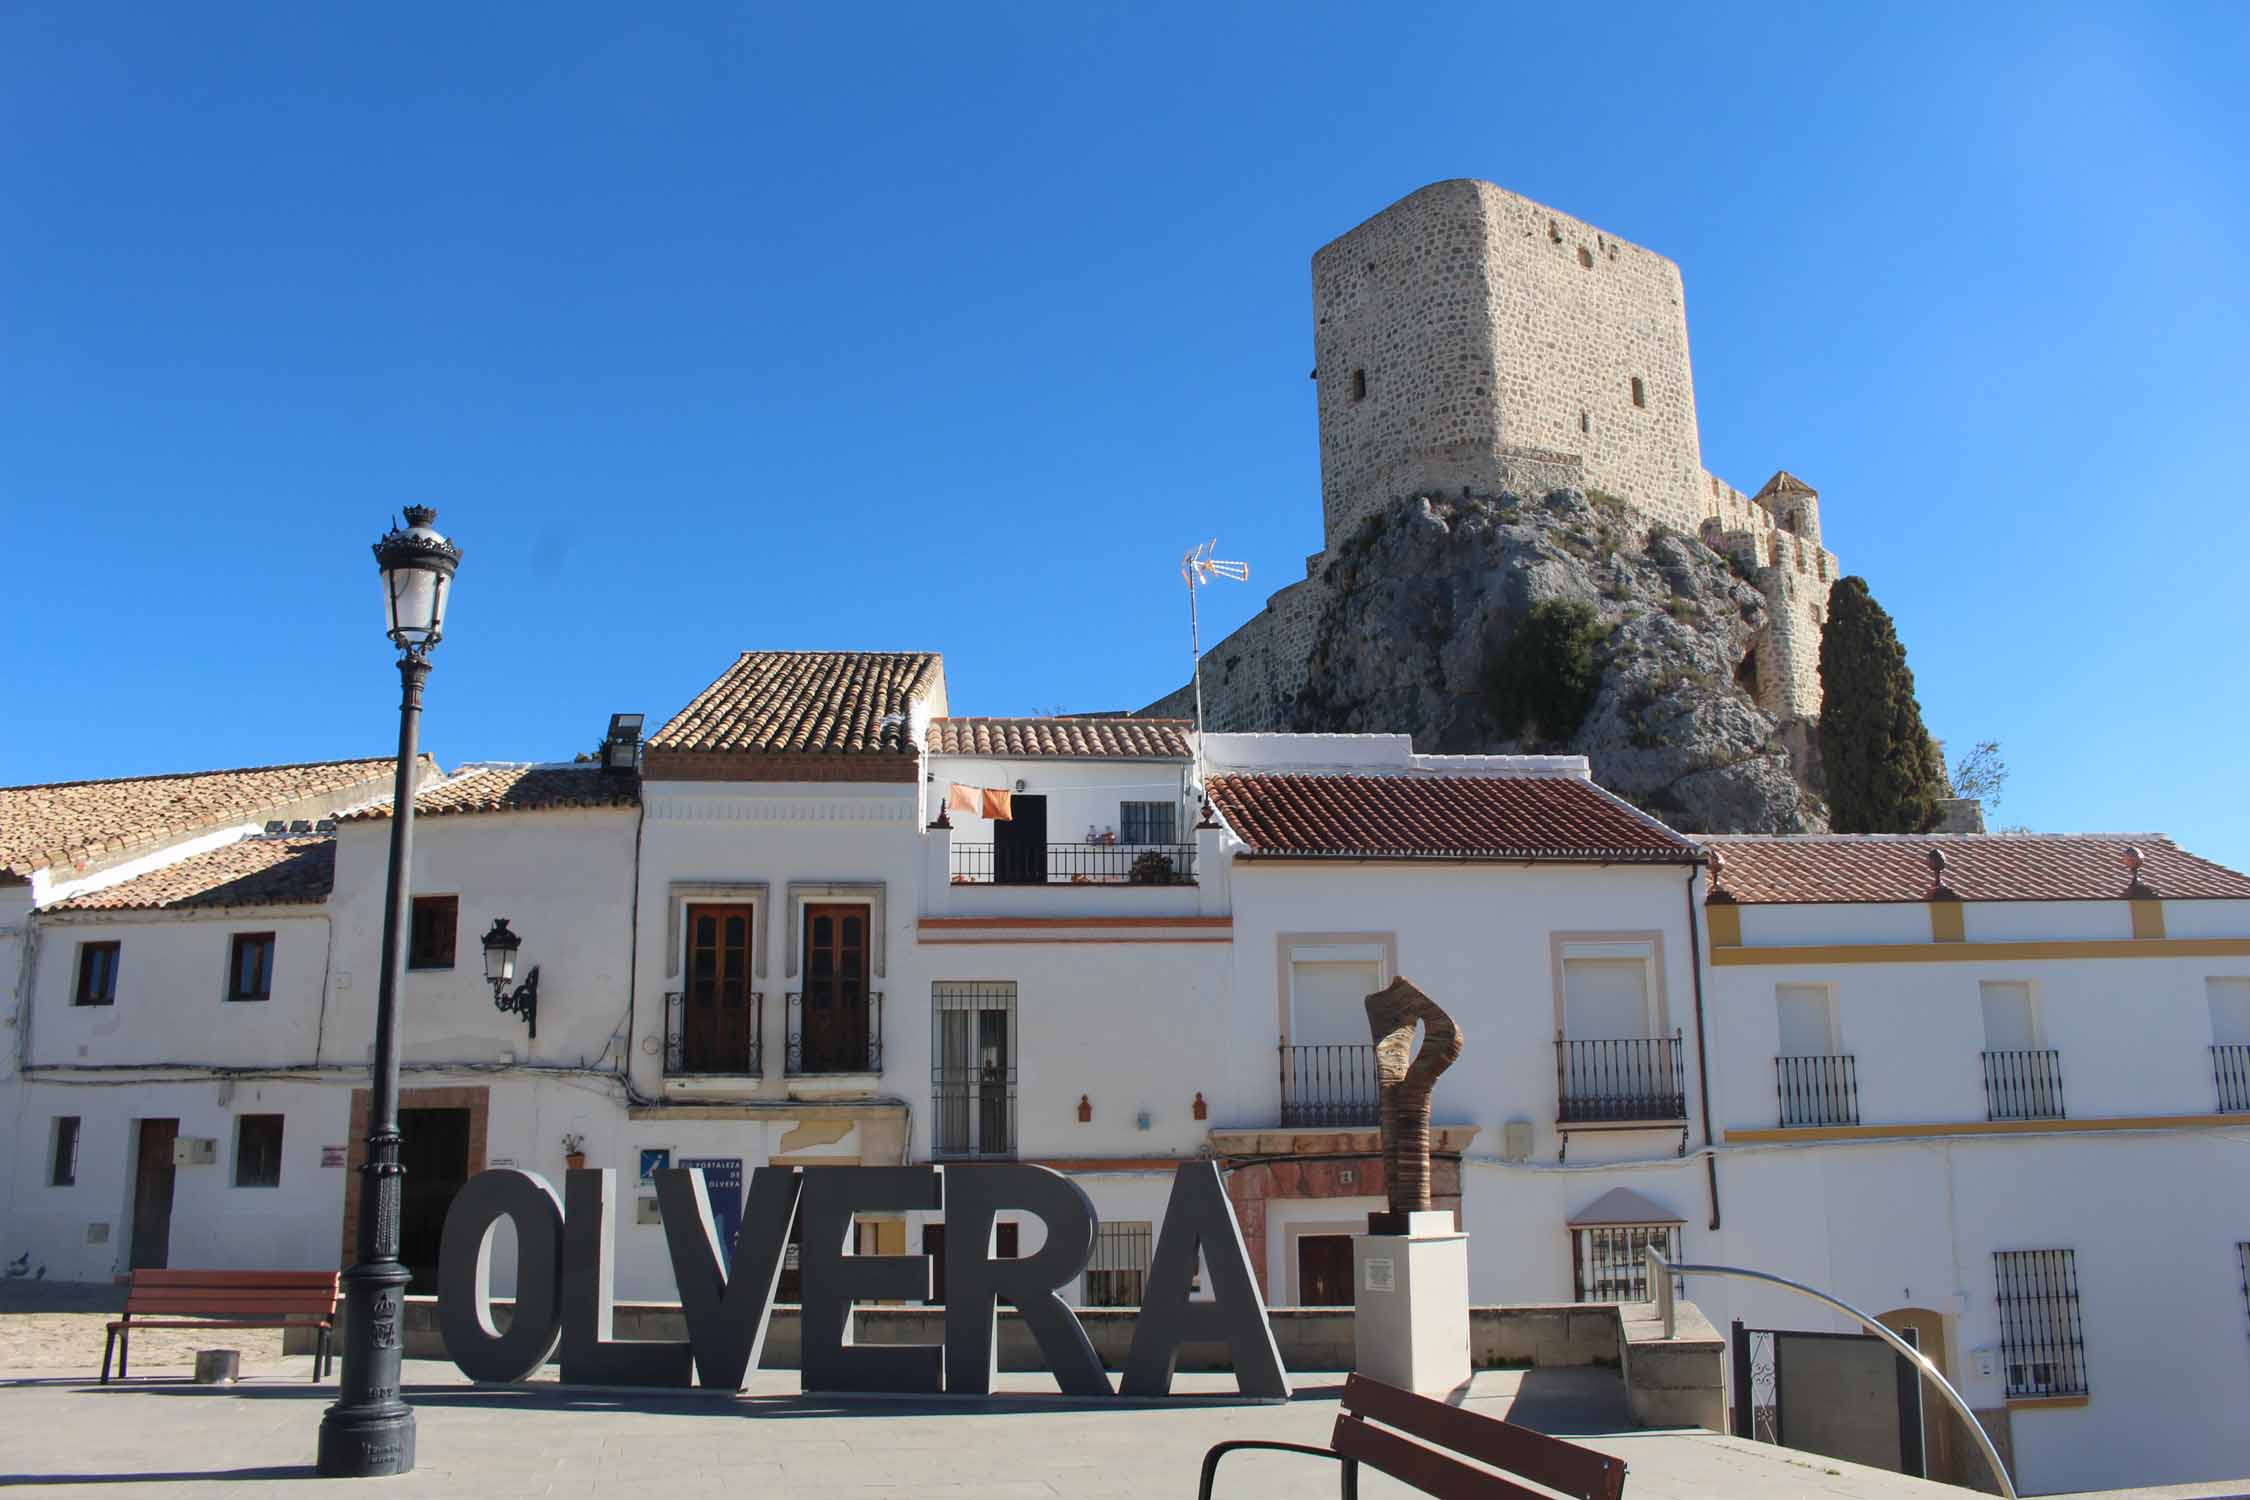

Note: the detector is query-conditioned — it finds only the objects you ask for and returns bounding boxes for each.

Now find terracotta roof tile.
[0,756,417,877]
[648,651,941,759]
[344,764,639,822]
[929,718,1191,759]
[48,837,335,912]
[1208,773,1699,861]
[1703,834,2250,904]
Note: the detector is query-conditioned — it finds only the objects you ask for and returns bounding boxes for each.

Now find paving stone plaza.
[1,1281,2241,1498]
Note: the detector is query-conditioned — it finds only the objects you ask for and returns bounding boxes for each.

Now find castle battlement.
[1154,179,1841,729]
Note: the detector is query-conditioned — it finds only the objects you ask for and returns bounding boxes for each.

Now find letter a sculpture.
[1364,977,1462,1234]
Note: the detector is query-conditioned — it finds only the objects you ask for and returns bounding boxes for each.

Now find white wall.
[1706,900,2250,1132]
[326,806,642,1073]
[1225,859,1704,1161]
[25,910,334,1069]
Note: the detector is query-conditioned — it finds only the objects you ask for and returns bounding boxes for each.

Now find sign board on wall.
[321,1146,348,1169]
[434,1161,1288,1401]
[678,1157,742,1268]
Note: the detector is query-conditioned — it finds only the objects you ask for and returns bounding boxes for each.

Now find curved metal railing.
[1646,1248,2015,1498]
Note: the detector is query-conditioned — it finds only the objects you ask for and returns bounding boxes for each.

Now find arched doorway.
[1878,1307,1975,1489]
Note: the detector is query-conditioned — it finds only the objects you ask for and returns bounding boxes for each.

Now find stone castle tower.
[1152,179,1839,728]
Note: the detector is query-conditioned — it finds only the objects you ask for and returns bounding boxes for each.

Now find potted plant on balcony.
[1128,850,1175,885]
[561,1132,586,1172]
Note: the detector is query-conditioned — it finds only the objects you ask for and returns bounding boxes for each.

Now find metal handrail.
[1646,1248,2015,1499]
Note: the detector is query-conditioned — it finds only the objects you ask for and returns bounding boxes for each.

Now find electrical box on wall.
[172,1138,218,1167]
[1502,1120,1534,1162]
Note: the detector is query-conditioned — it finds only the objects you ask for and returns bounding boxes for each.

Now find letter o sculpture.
[437,1168,566,1383]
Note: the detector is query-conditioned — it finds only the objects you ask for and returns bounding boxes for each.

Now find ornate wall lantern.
[481,918,540,1038]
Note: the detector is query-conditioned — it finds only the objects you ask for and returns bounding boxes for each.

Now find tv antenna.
[1182,540,1250,782]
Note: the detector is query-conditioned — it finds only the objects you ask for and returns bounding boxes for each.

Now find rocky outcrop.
[1287,488,1826,834]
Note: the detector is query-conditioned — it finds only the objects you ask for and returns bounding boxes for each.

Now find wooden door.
[801,904,870,1072]
[130,1119,179,1270]
[684,904,756,1073]
[992,794,1048,885]
[1297,1234,1356,1307]
[397,1107,471,1294]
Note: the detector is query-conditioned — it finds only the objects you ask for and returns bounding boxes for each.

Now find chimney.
[1935,797,1986,834]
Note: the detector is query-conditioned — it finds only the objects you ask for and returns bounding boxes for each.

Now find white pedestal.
[1353,1214,1470,1398]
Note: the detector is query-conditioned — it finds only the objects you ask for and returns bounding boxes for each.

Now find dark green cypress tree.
[1818,576,1945,833]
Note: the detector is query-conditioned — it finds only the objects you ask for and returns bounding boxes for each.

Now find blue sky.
[4,5,2246,864]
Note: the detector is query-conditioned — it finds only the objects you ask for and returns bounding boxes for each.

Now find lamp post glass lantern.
[317,507,460,1479]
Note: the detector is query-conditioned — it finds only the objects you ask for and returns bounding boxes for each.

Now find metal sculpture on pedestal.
[1363,976,1463,1233]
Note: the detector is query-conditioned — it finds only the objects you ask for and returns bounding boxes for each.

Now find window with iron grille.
[2238,1243,2249,1344]
[1571,1224,1678,1303]
[1119,801,1177,845]
[1086,1221,1153,1307]
[933,982,1016,1159]
[234,1114,284,1188]
[227,932,276,1002]
[1994,1249,2088,1398]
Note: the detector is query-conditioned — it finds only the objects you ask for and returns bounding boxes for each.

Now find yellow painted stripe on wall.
[1710,937,2250,966]
[1724,1113,2242,1145]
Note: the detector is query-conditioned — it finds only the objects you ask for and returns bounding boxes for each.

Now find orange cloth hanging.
[946,783,982,819]
[981,787,1013,821]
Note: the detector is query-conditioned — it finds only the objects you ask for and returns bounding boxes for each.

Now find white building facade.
[5,661,2248,1492]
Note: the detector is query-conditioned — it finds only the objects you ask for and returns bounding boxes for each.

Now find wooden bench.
[101,1269,340,1384]
[1199,1373,1627,1499]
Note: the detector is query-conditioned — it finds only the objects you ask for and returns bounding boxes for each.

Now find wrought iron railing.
[932,1066,1017,1159]
[786,990,883,1075]
[2214,1043,2250,1113]
[1556,1032,1687,1123]
[1982,1049,2064,1120]
[948,842,1197,886]
[662,989,763,1077]
[1279,1043,1381,1127]
[1775,1054,1859,1127]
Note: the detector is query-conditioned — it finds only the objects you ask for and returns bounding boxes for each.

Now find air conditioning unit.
[172,1138,218,1167]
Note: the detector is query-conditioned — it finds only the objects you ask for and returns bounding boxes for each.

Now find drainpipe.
[1684,864,1721,1231]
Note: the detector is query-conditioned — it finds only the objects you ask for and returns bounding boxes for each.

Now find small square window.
[74,942,119,1006]
[235,1114,284,1188]
[228,932,276,1002]
[409,895,458,970]
[50,1117,80,1186]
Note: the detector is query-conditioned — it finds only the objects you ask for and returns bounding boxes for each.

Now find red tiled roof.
[649,651,941,759]
[47,837,335,912]
[0,756,421,878]
[930,718,1191,759]
[343,764,639,821]
[1207,773,1699,862]
[1703,834,2250,904]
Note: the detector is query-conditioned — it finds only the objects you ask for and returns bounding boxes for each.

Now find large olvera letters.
[436,1161,1285,1400]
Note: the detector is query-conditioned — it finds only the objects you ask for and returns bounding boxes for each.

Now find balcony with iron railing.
[1982,1049,2064,1121]
[948,842,1197,886]
[662,989,763,1081]
[1775,1054,1860,1128]
[1278,1043,1381,1128]
[2214,1044,2250,1113]
[1557,1033,1688,1123]
[786,990,884,1077]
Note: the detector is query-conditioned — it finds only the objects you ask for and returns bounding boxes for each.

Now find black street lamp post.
[317,507,460,1479]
